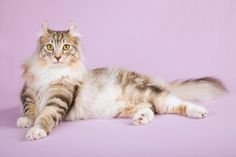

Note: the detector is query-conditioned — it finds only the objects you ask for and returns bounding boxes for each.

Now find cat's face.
[37,23,83,66]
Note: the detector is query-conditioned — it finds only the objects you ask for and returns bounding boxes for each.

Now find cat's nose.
[55,56,61,61]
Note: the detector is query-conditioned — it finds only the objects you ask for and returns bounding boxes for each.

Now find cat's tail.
[168,77,227,101]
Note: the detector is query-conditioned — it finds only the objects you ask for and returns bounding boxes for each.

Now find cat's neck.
[25,55,87,86]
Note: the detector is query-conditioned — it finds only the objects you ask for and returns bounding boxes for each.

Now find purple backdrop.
[0,0,235,157]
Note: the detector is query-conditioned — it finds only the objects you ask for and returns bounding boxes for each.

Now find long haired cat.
[17,22,227,140]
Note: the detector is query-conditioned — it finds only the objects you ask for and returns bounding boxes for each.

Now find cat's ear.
[68,22,81,38]
[39,21,49,37]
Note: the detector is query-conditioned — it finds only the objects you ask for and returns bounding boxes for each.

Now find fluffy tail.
[168,77,227,101]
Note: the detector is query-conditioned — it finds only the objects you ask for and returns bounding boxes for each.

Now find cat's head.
[36,22,83,67]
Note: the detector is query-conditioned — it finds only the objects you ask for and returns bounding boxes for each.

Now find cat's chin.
[49,61,67,67]
[51,61,65,65]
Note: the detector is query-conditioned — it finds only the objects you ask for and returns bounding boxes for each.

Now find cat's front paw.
[187,105,208,119]
[17,116,33,128]
[26,127,47,141]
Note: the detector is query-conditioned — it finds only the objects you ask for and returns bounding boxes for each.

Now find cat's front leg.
[25,101,69,140]
[25,106,59,140]
[25,83,78,141]
[17,84,37,128]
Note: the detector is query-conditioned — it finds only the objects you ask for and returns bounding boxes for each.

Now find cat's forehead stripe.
[51,32,66,43]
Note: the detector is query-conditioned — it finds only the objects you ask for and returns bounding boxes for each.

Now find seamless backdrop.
[0,0,235,157]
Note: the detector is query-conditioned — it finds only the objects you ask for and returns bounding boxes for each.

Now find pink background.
[0,0,235,157]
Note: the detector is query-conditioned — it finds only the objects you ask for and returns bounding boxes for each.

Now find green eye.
[46,44,54,51]
[63,44,70,51]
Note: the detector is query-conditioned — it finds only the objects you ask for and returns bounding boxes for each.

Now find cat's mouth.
[51,60,64,64]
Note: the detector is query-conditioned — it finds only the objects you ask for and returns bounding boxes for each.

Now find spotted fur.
[17,23,227,141]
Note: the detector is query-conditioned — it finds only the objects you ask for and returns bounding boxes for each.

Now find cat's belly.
[66,84,126,120]
[78,96,125,119]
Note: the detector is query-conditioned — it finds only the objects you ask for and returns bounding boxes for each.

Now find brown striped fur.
[20,84,37,121]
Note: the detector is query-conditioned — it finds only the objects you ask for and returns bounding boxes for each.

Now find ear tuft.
[39,21,49,37]
[69,22,82,38]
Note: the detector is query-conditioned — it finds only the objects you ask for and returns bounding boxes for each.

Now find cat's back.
[82,67,124,103]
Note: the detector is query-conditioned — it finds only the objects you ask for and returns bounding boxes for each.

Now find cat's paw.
[26,127,47,141]
[132,108,154,126]
[187,105,208,119]
[17,116,33,128]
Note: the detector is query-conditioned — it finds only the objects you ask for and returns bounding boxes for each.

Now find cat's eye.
[46,44,54,51]
[63,44,70,51]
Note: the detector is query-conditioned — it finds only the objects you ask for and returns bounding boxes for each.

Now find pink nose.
[55,56,61,61]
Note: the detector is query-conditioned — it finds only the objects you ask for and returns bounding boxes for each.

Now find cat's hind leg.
[156,94,207,118]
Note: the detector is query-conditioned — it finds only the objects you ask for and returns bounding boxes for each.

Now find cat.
[17,22,227,141]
